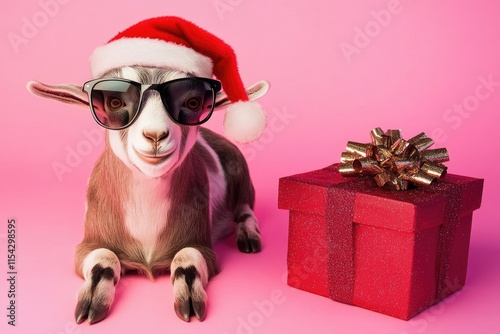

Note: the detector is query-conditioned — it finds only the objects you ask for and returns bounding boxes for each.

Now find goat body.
[77,127,258,278]
[27,66,265,323]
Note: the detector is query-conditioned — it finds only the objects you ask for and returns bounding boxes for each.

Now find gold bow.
[339,128,449,190]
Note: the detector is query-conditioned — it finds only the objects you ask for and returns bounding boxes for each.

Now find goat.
[27,61,268,323]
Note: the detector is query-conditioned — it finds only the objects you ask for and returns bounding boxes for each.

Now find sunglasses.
[82,77,222,130]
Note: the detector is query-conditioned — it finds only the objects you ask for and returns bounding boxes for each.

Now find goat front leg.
[171,247,214,322]
[236,204,262,253]
[74,248,121,324]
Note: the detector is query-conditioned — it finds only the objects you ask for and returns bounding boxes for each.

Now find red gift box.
[278,163,483,320]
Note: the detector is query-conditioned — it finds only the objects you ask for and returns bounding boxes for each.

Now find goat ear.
[27,80,89,110]
[215,80,270,109]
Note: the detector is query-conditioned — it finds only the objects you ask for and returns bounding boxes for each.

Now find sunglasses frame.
[82,77,222,130]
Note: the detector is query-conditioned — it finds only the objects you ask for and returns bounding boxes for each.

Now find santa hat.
[89,16,266,144]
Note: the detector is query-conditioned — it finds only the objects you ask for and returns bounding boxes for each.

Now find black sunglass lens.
[162,79,214,125]
[91,81,140,129]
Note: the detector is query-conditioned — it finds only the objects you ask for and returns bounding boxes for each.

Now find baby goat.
[27,65,268,323]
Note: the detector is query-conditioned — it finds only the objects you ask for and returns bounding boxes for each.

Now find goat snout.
[143,130,169,144]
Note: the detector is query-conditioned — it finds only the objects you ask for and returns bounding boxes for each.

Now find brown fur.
[75,127,254,280]
[200,128,255,211]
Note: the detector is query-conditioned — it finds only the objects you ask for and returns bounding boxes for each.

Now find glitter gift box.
[278,163,483,320]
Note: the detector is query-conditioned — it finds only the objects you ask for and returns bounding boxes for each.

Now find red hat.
[89,16,266,143]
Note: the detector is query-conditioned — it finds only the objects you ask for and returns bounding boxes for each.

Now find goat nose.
[143,130,169,143]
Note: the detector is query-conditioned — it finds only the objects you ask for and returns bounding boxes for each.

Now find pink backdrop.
[1,0,499,333]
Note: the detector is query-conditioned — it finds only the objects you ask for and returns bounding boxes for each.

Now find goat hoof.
[192,300,207,321]
[173,296,208,322]
[174,299,191,322]
[75,264,116,325]
[237,234,262,253]
[75,287,112,325]
[87,305,111,325]
[173,265,208,322]
[236,220,262,253]
[173,298,207,322]
[74,298,90,324]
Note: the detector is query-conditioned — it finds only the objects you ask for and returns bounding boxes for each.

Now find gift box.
[278,163,483,320]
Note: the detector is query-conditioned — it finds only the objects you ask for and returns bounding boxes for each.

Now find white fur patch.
[120,66,141,82]
[108,131,133,169]
[196,133,227,226]
[124,175,171,263]
[82,248,121,281]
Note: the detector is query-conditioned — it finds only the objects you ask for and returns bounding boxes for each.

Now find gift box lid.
[278,164,484,233]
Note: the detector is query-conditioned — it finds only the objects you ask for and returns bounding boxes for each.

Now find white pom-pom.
[223,101,267,144]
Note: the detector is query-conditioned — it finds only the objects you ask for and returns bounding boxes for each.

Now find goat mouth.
[134,148,175,165]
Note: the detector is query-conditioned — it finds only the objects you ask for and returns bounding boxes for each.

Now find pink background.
[1,0,500,333]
